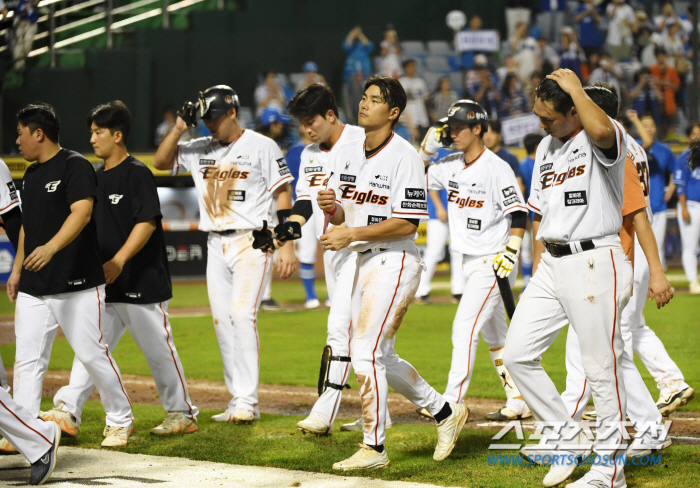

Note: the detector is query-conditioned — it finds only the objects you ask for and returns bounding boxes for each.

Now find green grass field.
[1,276,699,486]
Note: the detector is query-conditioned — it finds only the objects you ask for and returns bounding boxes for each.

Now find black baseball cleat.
[30,423,61,485]
[260,298,280,311]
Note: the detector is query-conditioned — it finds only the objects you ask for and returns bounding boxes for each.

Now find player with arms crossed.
[153,85,296,424]
[318,76,468,470]
[418,100,531,422]
[503,71,630,488]
[42,101,198,438]
[6,103,134,449]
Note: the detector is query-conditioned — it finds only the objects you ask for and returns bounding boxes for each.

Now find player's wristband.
[506,235,523,253]
[327,204,337,216]
[277,209,291,223]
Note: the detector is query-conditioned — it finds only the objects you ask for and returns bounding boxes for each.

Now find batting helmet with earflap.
[439,99,489,133]
[198,85,240,120]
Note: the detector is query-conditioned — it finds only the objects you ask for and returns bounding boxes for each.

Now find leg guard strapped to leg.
[490,347,524,400]
[318,345,351,396]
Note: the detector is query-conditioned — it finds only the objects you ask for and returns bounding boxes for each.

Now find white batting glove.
[493,235,523,279]
[418,126,447,162]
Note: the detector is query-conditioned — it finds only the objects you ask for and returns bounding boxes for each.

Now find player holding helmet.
[153,85,296,424]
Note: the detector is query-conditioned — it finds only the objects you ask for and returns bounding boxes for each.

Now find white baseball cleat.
[566,469,625,488]
[689,280,700,295]
[434,403,469,461]
[339,417,392,432]
[297,414,331,436]
[626,436,672,457]
[232,408,255,424]
[332,444,390,471]
[150,412,198,435]
[416,407,434,420]
[542,452,578,487]
[101,425,134,447]
[304,298,321,309]
[39,403,79,437]
[656,385,695,416]
[210,411,235,423]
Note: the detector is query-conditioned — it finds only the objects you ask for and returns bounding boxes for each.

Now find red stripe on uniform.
[0,200,19,213]
[253,253,270,368]
[0,399,52,445]
[572,378,588,418]
[159,302,194,418]
[609,249,623,487]
[370,251,405,446]
[456,279,497,401]
[97,287,133,412]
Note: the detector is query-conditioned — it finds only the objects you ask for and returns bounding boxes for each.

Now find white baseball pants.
[504,244,631,485]
[13,286,133,427]
[651,211,668,269]
[443,254,517,404]
[0,388,55,463]
[678,200,700,283]
[53,301,197,426]
[0,351,8,392]
[308,248,356,429]
[206,232,272,413]
[416,219,465,297]
[352,243,446,447]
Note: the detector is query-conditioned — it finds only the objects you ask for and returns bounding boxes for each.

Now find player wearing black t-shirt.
[5,103,134,450]
[42,101,198,438]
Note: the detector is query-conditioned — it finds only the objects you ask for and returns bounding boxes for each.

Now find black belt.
[359,248,388,255]
[544,240,595,258]
[213,229,248,236]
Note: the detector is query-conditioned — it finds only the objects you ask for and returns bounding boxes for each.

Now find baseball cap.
[303,61,318,73]
[260,108,290,126]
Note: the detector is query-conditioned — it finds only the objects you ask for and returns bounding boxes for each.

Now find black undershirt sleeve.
[291,200,314,221]
[401,218,420,227]
[509,210,527,230]
[596,139,619,161]
[1,206,22,251]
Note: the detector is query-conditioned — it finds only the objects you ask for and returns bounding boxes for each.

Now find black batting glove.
[273,221,302,242]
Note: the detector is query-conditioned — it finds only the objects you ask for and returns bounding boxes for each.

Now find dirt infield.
[28,370,700,441]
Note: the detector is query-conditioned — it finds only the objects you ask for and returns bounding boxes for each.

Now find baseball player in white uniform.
[258,83,366,435]
[520,88,673,466]
[675,123,700,295]
[418,100,531,422]
[153,85,296,424]
[503,71,631,488]
[0,158,21,393]
[7,103,134,449]
[41,101,198,438]
[318,76,468,470]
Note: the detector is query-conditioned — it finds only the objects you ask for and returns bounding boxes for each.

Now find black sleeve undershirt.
[509,210,527,230]
[1,206,22,251]
[291,200,314,221]
[401,218,420,227]
[596,138,619,161]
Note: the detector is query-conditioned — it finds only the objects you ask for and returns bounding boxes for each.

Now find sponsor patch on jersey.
[6,181,17,200]
[375,174,388,181]
[401,201,428,210]
[501,186,517,198]
[540,162,553,172]
[369,181,390,189]
[237,154,249,160]
[276,157,288,168]
[564,191,587,206]
[227,190,246,202]
[109,194,124,204]
[68,279,85,286]
[448,180,459,189]
[340,174,356,183]
[199,159,216,166]
[305,166,323,173]
[125,292,142,298]
[503,195,520,206]
[279,167,291,176]
[45,180,61,192]
[367,215,387,225]
[405,188,426,200]
[467,218,481,230]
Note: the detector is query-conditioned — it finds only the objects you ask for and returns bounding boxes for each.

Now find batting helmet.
[198,85,240,120]
[439,99,489,133]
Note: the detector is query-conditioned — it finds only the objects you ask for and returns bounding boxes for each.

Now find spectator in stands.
[654,1,684,36]
[342,25,374,123]
[629,67,663,127]
[2,0,39,70]
[588,54,622,97]
[519,133,544,288]
[649,46,681,138]
[154,106,176,146]
[635,25,658,67]
[379,24,402,78]
[469,62,502,120]
[254,71,287,119]
[536,28,560,74]
[457,14,484,71]
[505,0,532,40]
[537,0,566,43]
[606,0,637,62]
[556,27,583,77]
[399,59,430,141]
[574,0,605,58]
[298,62,327,91]
[526,71,543,110]
[496,55,523,91]
[509,23,539,80]
[483,119,525,193]
[428,76,459,125]
[258,107,291,150]
[498,73,528,118]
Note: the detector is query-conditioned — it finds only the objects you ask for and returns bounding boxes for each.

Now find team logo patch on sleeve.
[340,174,356,183]
[6,182,17,200]
[401,201,428,210]
[501,186,521,206]
[276,158,288,168]
[405,188,426,200]
[564,191,587,206]
[227,190,246,201]
[501,186,516,198]
[467,218,481,230]
[367,215,387,225]
[199,159,216,166]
